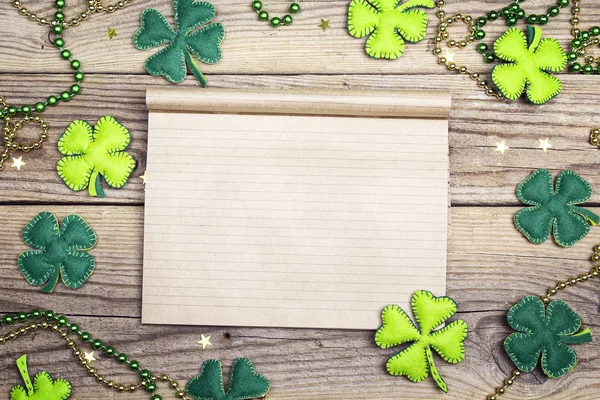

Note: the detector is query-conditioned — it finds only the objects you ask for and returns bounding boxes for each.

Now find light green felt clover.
[514,169,599,247]
[504,296,592,378]
[375,290,468,393]
[134,0,224,87]
[57,116,136,198]
[348,0,434,60]
[18,212,96,293]
[492,26,567,104]
[186,358,270,400]
[10,355,72,400]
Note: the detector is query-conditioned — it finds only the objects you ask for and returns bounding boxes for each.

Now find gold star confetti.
[318,19,331,32]
[495,140,509,154]
[198,334,212,349]
[140,171,147,184]
[106,27,118,40]
[11,156,25,170]
[538,138,552,152]
[444,50,455,63]
[83,351,97,363]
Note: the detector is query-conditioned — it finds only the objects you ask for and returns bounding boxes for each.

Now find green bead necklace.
[251,0,300,27]
[0,309,191,400]
[1,0,131,171]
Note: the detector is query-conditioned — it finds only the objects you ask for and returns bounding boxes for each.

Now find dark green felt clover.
[504,296,592,378]
[492,26,567,105]
[514,169,599,247]
[18,212,97,293]
[186,358,270,400]
[133,0,224,87]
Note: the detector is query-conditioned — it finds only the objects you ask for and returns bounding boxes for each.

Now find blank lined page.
[142,112,449,329]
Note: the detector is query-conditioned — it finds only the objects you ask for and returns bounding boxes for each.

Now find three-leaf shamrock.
[504,296,592,378]
[57,116,136,198]
[18,212,97,293]
[186,358,270,400]
[348,0,434,59]
[492,26,567,104]
[134,0,224,87]
[375,290,468,392]
[514,169,599,247]
[10,354,72,400]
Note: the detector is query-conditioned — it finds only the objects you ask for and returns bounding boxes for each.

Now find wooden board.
[1,0,600,398]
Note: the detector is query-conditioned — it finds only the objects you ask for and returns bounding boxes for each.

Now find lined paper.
[142,90,450,330]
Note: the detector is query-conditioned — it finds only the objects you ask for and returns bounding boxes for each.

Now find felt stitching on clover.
[57,116,136,198]
[186,358,270,400]
[348,0,435,60]
[514,169,599,247]
[18,212,97,293]
[10,355,72,400]
[375,290,468,393]
[491,26,567,104]
[133,0,225,87]
[504,296,592,378]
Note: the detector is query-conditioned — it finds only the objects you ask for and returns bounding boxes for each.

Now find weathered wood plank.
[2,0,599,74]
[0,205,599,398]
[1,74,599,205]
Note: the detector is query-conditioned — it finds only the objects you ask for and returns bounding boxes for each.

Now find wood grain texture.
[0,206,599,399]
[2,0,600,398]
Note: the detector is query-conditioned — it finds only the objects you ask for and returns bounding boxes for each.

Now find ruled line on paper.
[142,112,449,330]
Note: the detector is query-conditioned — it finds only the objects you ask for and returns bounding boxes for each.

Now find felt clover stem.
[375,290,468,393]
[514,169,599,247]
[133,0,224,87]
[57,116,135,198]
[348,0,435,60]
[10,354,72,400]
[491,26,567,104]
[18,212,97,293]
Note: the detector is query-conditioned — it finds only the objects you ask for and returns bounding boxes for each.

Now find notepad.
[142,88,451,330]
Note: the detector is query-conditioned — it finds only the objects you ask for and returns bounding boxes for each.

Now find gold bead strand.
[591,128,600,146]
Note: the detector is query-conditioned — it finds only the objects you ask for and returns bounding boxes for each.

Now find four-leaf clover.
[514,169,599,247]
[18,212,97,293]
[57,116,136,198]
[492,26,567,104]
[348,0,434,59]
[10,354,72,400]
[504,296,592,378]
[375,290,468,392]
[186,358,270,400]
[134,0,224,87]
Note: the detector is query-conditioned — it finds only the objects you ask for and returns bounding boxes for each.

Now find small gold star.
[495,140,509,154]
[106,27,118,40]
[538,138,552,152]
[140,171,147,184]
[83,351,97,363]
[444,50,455,63]
[318,19,331,32]
[198,334,212,349]
[11,156,25,170]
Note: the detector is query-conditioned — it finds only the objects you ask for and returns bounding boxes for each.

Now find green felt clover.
[504,296,592,378]
[375,290,468,393]
[133,0,224,87]
[514,169,599,247]
[492,26,567,104]
[348,0,435,60]
[18,212,97,293]
[57,116,136,198]
[186,358,270,400]
[10,355,72,400]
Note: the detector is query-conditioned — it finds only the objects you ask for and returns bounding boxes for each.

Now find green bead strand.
[252,1,299,27]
